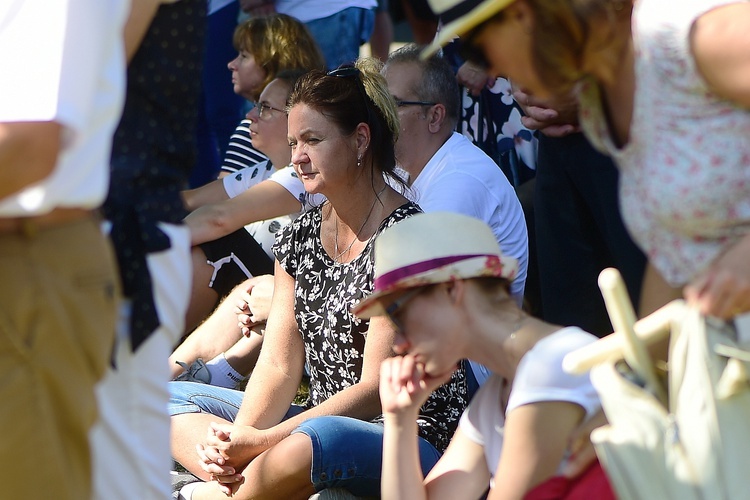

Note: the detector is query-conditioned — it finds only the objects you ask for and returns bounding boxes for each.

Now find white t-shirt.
[408,132,528,301]
[403,132,529,386]
[0,0,127,216]
[222,161,324,258]
[459,328,600,482]
[222,160,277,198]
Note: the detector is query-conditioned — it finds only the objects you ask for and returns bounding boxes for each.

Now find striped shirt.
[220,119,268,174]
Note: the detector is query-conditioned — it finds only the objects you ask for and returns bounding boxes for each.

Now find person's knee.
[295,416,384,496]
[240,433,315,498]
[263,433,313,477]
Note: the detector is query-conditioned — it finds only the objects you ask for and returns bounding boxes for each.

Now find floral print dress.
[273,201,470,452]
[577,0,750,286]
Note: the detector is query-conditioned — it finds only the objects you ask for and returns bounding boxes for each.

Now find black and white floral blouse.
[273,201,470,452]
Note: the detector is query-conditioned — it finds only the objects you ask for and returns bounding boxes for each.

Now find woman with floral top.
[169,57,471,500]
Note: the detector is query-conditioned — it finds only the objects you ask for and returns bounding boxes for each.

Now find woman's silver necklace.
[333,186,386,263]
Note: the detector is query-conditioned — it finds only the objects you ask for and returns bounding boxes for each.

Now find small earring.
[357,155,362,167]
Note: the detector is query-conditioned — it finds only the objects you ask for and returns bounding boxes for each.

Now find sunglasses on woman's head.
[327,66,360,78]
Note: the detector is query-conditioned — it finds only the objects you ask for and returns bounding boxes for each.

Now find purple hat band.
[374,254,494,291]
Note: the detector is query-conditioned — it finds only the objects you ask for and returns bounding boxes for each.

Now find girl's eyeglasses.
[385,287,427,333]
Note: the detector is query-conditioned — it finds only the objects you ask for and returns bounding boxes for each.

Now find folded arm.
[380,355,480,500]
[210,262,395,470]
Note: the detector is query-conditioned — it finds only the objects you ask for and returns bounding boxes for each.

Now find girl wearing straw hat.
[354,212,614,499]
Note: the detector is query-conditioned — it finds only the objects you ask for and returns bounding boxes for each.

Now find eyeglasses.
[458,36,490,69]
[457,7,510,70]
[384,287,427,333]
[457,26,491,70]
[396,100,437,108]
[256,101,286,119]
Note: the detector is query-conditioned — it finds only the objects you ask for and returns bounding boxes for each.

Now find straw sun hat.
[352,212,518,319]
[422,0,516,57]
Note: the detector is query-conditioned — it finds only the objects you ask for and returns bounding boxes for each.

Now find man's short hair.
[385,43,460,126]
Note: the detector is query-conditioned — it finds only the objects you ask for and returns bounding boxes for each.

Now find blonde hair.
[233,14,325,99]
[527,0,631,93]
[354,57,401,144]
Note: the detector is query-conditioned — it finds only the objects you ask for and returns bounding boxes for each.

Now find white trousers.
[90,223,192,500]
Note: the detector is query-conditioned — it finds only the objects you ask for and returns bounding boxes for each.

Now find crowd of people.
[2,0,748,499]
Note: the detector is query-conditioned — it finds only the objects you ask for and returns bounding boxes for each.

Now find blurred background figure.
[0,1,126,498]
[91,0,207,498]
[191,0,246,187]
[241,0,377,70]
[369,0,395,61]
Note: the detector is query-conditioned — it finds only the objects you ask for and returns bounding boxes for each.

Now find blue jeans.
[169,382,441,496]
[169,381,245,420]
[305,7,375,70]
[295,416,441,496]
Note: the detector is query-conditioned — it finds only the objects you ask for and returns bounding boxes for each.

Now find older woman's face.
[287,103,361,196]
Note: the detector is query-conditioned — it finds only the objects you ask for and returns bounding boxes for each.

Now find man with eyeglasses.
[383,43,528,385]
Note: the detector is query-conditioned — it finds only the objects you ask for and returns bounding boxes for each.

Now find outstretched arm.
[194,261,306,480]
[185,179,300,245]
[182,178,230,212]
[200,265,398,475]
